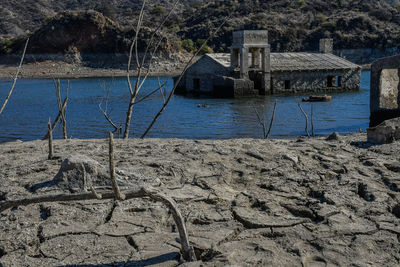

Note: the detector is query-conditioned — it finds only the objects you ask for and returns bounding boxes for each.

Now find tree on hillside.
[95,0,116,19]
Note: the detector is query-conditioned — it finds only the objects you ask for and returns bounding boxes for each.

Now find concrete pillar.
[240,47,249,78]
[251,48,261,69]
[262,46,270,73]
[230,48,239,69]
[319,39,333,54]
[261,46,271,94]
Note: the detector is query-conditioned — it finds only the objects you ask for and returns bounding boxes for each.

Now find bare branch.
[297,102,310,137]
[42,97,68,140]
[109,132,125,201]
[43,80,69,140]
[133,81,167,105]
[265,101,277,139]
[99,79,120,132]
[47,118,53,160]
[253,105,266,138]
[311,104,315,137]
[0,38,29,117]
[124,1,180,139]
[141,17,229,139]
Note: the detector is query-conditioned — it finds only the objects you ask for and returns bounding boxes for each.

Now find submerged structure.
[370,54,400,127]
[175,30,361,97]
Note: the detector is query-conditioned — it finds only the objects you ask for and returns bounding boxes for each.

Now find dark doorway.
[336,76,342,87]
[327,76,335,87]
[270,78,274,93]
[193,78,200,91]
[285,80,291,90]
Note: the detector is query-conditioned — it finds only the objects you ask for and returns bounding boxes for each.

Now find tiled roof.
[206,52,360,71]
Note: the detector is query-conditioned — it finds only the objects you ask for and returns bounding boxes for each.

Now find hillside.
[0,0,400,56]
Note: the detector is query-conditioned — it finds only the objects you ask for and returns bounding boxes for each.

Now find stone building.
[175,30,361,97]
[370,54,400,127]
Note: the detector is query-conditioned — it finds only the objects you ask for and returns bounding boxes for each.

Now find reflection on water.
[0,71,370,142]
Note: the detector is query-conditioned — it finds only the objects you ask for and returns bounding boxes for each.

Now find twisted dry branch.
[0,186,196,262]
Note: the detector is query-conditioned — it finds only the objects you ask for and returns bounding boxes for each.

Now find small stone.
[326,132,340,141]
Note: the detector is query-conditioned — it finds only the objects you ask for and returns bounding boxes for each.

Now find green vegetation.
[298,0,306,7]
[1,0,400,55]
[95,0,116,19]
[150,5,166,16]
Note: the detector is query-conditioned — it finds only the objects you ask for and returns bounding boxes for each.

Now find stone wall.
[270,68,361,94]
[370,55,400,126]
[178,55,229,94]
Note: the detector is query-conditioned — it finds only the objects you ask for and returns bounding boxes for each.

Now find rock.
[54,154,110,191]
[282,154,298,164]
[367,117,400,144]
[326,132,340,141]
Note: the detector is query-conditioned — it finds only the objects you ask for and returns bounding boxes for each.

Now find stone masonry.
[370,55,400,126]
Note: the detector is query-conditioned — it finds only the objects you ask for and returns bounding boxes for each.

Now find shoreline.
[0,58,371,80]
[0,61,184,79]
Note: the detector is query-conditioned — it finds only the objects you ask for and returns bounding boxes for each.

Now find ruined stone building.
[175,30,361,97]
[370,54,400,126]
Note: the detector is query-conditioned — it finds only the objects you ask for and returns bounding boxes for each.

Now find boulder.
[54,154,110,191]
[367,117,400,144]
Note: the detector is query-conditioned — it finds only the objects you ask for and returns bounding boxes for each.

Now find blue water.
[0,72,370,142]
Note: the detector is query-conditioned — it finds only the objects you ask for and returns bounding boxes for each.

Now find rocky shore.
[0,59,188,79]
[0,133,399,266]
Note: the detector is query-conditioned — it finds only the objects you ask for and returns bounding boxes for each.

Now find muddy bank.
[0,134,399,266]
[0,55,191,79]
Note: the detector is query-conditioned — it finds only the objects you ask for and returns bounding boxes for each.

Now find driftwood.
[297,102,310,137]
[0,131,196,262]
[0,186,196,261]
[0,38,29,117]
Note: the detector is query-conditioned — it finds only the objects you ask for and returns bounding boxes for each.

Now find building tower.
[230,30,271,94]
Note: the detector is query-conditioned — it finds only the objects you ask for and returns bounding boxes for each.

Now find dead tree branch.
[123,0,180,139]
[140,17,229,139]
[0,186,196,261]
[265,100,277,139]
[43,80,69,140]
[99,79,121,134]
[0,38,29,117]
[253,105,267,138]
[55,79,69,139]
[109,132,125,201]
[311,104,315,137]
[297,102,310,137]
[47,118,53,160]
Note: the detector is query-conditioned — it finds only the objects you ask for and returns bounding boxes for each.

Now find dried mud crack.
[0,133,399,266]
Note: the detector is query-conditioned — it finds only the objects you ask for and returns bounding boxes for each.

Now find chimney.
[319,39,333,54]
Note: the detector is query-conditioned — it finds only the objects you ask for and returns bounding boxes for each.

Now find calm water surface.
[0,72,370,142]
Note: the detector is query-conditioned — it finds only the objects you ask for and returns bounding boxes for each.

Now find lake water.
[0,71,370,142]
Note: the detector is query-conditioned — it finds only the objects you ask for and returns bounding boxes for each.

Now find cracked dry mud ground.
[0,133,399,266]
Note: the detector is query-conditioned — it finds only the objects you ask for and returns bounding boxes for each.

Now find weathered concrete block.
[367,117,400,144]
[370,55,400,126]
